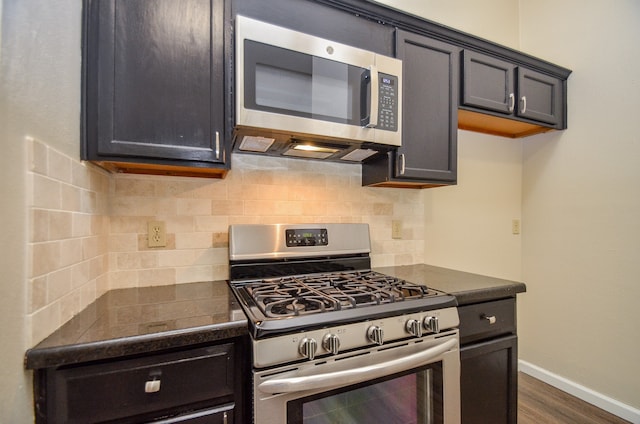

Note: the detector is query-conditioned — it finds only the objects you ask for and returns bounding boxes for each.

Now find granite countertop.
[25,264,525,370]
[373,264,526,306]
[25,281,248,370]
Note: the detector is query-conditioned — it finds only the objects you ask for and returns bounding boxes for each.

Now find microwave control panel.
[377,73,399,132]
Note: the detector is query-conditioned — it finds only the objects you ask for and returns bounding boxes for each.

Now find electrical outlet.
[148,221,167,248]
[512,219,521,235]
[391,220,403,239]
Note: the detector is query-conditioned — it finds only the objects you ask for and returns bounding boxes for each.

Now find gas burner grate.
[245,271,438,318]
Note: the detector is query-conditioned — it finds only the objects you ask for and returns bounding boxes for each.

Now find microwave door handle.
[366,65,379,128]
[258,338,457,394]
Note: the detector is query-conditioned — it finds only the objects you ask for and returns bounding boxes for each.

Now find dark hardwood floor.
[518,373,631,424]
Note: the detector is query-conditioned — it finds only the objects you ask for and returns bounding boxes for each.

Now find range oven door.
[254,331,460,424]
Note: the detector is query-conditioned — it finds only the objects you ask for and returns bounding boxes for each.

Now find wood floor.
[518,373,631,424]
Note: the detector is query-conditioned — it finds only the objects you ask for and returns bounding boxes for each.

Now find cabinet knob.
[144,379,161,393]
[483,315,497,324]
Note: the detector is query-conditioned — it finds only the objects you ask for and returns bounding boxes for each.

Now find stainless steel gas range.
[228,223,461,424]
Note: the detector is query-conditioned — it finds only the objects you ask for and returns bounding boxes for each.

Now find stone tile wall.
[29,148,425,344]
[27,138,110,344]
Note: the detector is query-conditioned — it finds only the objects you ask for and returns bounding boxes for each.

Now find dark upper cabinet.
[462,52,515,114]
[82,0,230,178]
[362,30,459,188]
[517,67,562,125]
[460,50,565,137]
[232,0,394,56]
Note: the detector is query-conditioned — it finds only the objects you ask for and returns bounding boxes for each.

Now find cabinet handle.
[508,93,515,112]
[483,315,497,325]
[215,131,220,160]
[398,153,406,176]
[521,96,527,113]
[144,379,161,393]
[223,411,228,424]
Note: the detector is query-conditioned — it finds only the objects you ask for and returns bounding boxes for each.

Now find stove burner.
[245,271,439,318]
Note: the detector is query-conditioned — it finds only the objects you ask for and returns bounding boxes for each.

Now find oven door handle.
[258,338,457,394]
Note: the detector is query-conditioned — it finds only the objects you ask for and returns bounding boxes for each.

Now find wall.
[374,2,524,282]
[27,138,110,345]
[423,134,522,281]
[374,1,524,283]
[373,0,520,49]
[5,0,639,421]
[382,0,640,417]
[0,0,82,421]
[109,154,425,288]
[519,0,640,413]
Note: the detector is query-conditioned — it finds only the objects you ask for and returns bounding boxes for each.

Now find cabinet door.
[84,0,226,165]
[394,30,459,182]
[517,67,562,125]
[460,335,518,424]
[462,51,515,114]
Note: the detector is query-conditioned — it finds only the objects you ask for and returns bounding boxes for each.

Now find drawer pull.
[144,379,161,393]
[483,315,497,325]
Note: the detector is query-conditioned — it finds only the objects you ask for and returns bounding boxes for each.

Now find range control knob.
[367,325,384,346]
[405,319,423,337]
[323,333,341,355]
[423,316,440,334]
[299,337,318,360]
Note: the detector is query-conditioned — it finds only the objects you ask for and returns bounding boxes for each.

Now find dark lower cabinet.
[82,0,231,178]
[362,30,459,188]
[459,298,519,424]
[461,335,518,424]
[33,339,247,423]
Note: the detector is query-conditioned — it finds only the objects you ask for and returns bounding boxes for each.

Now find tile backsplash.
[28,143,424,344]
[27,138,110,344]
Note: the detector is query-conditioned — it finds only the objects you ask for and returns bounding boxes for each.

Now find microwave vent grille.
[239,136,276,153]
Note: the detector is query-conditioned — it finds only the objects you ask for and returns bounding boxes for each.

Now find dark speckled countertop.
[25,265,525,370]
[25,281,248,370]
[373,264,526,306]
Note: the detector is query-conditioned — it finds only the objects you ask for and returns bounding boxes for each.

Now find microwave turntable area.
[80,0,570,188]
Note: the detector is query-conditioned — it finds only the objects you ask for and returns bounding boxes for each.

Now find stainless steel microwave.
[234,15,403,162]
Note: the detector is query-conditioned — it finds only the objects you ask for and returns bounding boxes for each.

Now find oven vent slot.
[261,367,300,379]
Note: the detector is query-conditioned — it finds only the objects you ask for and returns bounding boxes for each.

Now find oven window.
[287,363,443,424]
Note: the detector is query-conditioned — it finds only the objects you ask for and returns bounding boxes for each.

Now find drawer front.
[51,344,234,424]
[459,298,516,345]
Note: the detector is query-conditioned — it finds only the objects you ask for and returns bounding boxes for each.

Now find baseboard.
[519,360,640,424]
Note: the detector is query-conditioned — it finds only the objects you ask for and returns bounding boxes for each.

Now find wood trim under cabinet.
[91,161,229,178]
[458,109,556,138]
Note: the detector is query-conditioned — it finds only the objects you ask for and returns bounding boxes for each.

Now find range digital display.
[285,228,328,247]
